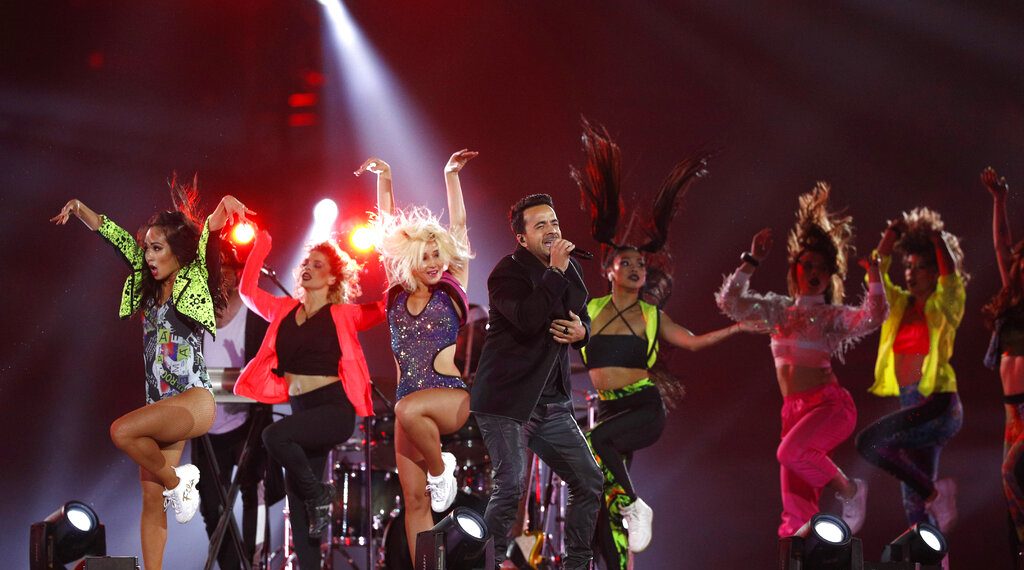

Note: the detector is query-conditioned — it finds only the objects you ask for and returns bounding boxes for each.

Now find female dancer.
[50,180,251,569]
[571,120,763,566]
[981,167,1024,566]
[355,149,476,563]
[716,183,888,537]
[855,208,966,532]
[233,227,385,568]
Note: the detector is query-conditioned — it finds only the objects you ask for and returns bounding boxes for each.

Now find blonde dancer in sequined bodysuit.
[355,150,477,565]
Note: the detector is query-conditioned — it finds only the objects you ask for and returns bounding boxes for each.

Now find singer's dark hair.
[509,193,555,236]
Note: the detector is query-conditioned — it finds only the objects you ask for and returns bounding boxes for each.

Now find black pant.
[589,386,666,499]
[589,386,667,569]
[262,384,355,569]
[476,402,603,570]
[193,409,264,570]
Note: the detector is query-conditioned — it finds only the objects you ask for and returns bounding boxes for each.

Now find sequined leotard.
[389,279,467,401]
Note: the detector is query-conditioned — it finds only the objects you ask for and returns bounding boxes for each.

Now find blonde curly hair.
[894,207,969,285]
[786,182,855,304]
[374,206,472,292]
[293,240,362,304]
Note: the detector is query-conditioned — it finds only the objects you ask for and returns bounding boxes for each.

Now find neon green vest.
[580,295,659,369]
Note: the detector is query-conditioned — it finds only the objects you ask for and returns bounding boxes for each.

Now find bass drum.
[381,492,487,570]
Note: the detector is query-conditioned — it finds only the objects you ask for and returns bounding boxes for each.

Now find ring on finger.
[563,326,569,334]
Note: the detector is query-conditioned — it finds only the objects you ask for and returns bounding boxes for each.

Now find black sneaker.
[306,483,336,538]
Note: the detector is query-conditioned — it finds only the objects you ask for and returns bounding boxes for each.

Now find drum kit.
[314,410,492,570]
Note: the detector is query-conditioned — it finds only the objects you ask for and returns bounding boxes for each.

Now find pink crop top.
[716,270,888,368]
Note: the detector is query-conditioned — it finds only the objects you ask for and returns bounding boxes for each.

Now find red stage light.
[288,113,317,127]
[349,224,376,253]
[302,70,325,87]
[230,222,255,245]
[288,92,318,108]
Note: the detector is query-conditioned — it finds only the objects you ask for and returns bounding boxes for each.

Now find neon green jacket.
[97,215,217,336]
[580,295,660,369]
[869,254,965,397]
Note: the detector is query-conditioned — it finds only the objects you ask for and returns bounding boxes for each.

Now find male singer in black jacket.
[471,193,602,570]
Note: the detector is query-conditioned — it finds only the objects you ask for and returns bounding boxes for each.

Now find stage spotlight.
[229,222,255,246]
[314,198,339,224]
[311,198,339,242]
[778,513,861,570]
[414,507,494,570]
[881,522,947,566]
[349,224,376,253]
[30,501,106,569]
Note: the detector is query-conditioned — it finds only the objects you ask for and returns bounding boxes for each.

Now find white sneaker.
[838,478,868,534]
[620,497,653,553]
[927,478,958,533]
[162,464,201,524]
[426,452,458,512]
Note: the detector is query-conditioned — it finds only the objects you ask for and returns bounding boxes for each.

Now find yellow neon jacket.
[869,254,965,397]
[97,215,217,336]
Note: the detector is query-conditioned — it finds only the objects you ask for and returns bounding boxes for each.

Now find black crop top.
[584,334,649,370]
[274,305,341,377]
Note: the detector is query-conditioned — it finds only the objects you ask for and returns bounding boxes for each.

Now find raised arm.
[983,166,1012,286]
[444,149,477,239]
[239,229,286,322]
[837,254,888,338]
[53,199,145,272]
[51,199,102,231]
[443,149,477,288]
[876,216,906,259]
[931,230,956,278]
[715,228,784,324]
[355,157,394,216]
[659,311,766,352]
[207,195,255,232]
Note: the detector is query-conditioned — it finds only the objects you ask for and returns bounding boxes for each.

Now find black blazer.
[471,246,590,422]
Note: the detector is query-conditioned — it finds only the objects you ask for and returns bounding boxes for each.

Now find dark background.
[2,1,1022,567]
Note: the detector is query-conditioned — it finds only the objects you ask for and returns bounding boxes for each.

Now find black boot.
[305,482,336,538]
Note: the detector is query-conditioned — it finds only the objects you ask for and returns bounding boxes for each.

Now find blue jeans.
[856,383,963,524]
[476,403,603,570]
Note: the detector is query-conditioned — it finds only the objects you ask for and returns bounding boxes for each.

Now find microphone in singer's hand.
[570,247,594,260]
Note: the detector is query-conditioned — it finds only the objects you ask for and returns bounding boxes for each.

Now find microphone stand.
[260,266,293,298]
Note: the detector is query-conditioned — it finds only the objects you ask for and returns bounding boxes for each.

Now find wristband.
[740,252,760,267]
[548,266,565,277]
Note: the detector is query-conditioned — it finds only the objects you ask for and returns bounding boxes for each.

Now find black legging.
[262,383,355,568]
[588,386,667,498]
[855,388,962,527]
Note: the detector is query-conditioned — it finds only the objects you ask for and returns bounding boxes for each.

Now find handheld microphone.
[570,247,595,260]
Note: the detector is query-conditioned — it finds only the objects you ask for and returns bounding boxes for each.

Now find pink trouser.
[777,381,857,537]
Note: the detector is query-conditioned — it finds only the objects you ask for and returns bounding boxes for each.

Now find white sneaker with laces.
[163,464,201,524]
[838,478,868,534]
[927,478,958,533]
[426,452,458,512]
[620,497,654,553]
